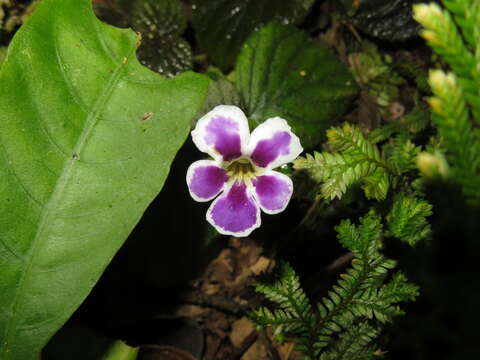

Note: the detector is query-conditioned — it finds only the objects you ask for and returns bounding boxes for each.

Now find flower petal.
[191,105,250,162]
[186,160,229,202]
[207,181,261,237]
[247,117,303,169]
[252,171,293,214]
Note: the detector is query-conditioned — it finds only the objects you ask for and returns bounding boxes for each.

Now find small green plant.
[250,207,425,359]
[293,121,426,201]
[413,1,480,202]
[294,123,389,201]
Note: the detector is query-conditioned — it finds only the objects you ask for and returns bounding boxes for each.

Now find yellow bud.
[413,3,443,27]
[417,151,449,178]
[420,30,439,45]
[326,127,338,141]
[427,97,444,116]
[413,4,431,23]
[428,69,447,92]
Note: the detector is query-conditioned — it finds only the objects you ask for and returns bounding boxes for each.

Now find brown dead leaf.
[229,317,255,348]
[251,256,274,276]
[242,340,268,360]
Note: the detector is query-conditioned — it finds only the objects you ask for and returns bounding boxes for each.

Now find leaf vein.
[0,30,137,356]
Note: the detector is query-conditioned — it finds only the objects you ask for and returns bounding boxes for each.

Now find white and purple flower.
[186,105,303,237]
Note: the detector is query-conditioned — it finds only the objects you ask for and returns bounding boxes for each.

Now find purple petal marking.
[205,115,242,161]
[189,165,229,200]
[251,131,291,168]
[252,174,292,213]
[209,181,259,235]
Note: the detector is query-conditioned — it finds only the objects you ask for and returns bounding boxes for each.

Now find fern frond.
[363,168,390,200]
[367,124,400,145]
[251,214,419,358]
[315,215,415,350]
[401,105,431,134]
[413,2,480,123]
[386,195,432,245]
[295,125,389,200]
[327,124,381,161]
[383,135,422,175]
[368,105,430,145]
[428,70,480,200]
[250,262,313,336]
[442,0,479,49]
[319,322,381,360]
[394,57,430,93]
[348,272,419,323]
[335,214,383,259]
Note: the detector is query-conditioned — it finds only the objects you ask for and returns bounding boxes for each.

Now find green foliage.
[428,69,480,200]
[349,41,405,108]
[196,68,243,119]
[250,262,314,350]
[442,0,480,48]
[251,213,420,359]
[0,0,209,358]
[93,0,192,77]
[294,124,389,200]
[413,3,477,100]
[319,321,380,360]
[367,103,431,145]
[401,104,431,133]
[414,1,480,202]
[393,57,430,94]
[132,0,192,77]
[236,23,358,149]
[191,0,315,71]
[43,326,138,360]
[383,135,422,176]
[386,195,433,246]
[339,0,422,42]
[0,45,5,67]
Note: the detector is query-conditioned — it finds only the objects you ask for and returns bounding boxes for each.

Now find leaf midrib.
[0,32,136,357]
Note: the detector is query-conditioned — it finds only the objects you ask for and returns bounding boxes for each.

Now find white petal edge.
[186,159,228,202]
[247,117,303,170]
[206,182,261,237]
[191,105,251,161]
[252,170,293,215]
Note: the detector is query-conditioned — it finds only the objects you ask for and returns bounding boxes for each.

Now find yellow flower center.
[225,158,257,182]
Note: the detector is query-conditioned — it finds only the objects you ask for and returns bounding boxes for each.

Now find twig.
[178,292,249,315]
[326,252,354,272]
[230,330,258,360]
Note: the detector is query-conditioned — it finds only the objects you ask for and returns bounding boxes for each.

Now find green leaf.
[336,214,383,258]
[132,0,193,77]
[383,135,421,175]
[0,0,209,358]
[294,124,389,200]
[319,321,379,360]
[386,195,432,245]
[196,69,243,118]
[236,23,358,149]
[191,0,315,71]
[43,326,138,360]
[0,46,6,68]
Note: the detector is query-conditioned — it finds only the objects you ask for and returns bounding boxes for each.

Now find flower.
[186,105,303,237]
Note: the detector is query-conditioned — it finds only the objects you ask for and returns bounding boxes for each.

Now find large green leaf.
[191,0,315,71]
[43,326,138,360]
[236,23,358,149]
[0,0,208,358]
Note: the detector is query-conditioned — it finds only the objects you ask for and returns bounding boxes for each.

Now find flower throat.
[226,158,256,181]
